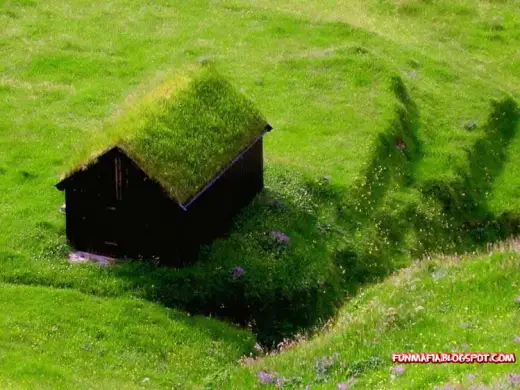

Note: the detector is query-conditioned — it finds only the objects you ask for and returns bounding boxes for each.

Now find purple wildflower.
[337,377,356,389]
[469,385,490,390]
[514,296,520,303]
[395,136,406,151]
[231,266,245,279]
[256,371,274,385]
[270,231,291,243]
[315,355,336,376]
[275,378,284,388]
[467,373,476,382]
[507,373,520,385]
[391,365,405,376]
[514,335,520,343]
[433,385,455,390]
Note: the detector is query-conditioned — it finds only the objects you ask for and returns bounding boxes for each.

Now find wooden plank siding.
[58,138,264,266]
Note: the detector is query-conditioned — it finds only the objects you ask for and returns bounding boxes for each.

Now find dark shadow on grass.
[317,89,520,299]
[9,87,518,349]
[347,76,421,220]
[421,97,520,245]
[79,91,519,347]
[97,183,345,346]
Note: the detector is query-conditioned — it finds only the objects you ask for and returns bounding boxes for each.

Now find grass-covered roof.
[61,65,269,204]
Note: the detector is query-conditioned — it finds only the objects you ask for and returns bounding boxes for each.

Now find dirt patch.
[68,251,117,266]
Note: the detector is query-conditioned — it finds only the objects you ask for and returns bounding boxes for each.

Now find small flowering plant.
[433,385,456,390]
[261,231,291,253]
[315,353,340,380]
[390,365,405,376]
[231,266,245,279]
[256,371,286,387]
[507,373,520,385]
[256,371,275,385]
[270,231,290,242]
[337,377,356,389]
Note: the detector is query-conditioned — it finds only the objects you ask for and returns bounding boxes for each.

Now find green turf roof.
[60,65,269,204]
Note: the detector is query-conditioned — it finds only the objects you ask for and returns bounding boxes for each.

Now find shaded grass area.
[420,97,520,244]
[0,170,347,345]
[2,87,518,344]
[217,251,520,389]
[0,283,255,389]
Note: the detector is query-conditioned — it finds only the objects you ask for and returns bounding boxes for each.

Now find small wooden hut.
[56,65,272,264]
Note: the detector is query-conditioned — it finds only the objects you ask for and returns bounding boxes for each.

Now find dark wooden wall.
[185,138,264,246]
[63,148,185,260]
[60,139,264,265]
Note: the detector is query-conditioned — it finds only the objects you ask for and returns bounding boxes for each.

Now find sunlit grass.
[0,0,519,386]
[63,64,267,203]
[0,283,254,389]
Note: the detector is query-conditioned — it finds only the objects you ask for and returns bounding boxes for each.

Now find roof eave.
[56,123,273,211]
[55,146,121,191]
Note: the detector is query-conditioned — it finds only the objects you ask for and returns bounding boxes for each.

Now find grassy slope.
[1,0,518,255]
[0,283,254,389]
[236,0,520,212]
[220,250,520,389]
[0,0,402,342]
[0,0,519,384]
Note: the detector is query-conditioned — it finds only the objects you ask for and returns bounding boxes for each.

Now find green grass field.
[217,248,520,389]
[1,0,519,388]
[0,284,254,389]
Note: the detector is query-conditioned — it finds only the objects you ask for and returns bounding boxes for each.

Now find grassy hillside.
[218,249,520,389]
[0,283,254,389]
[0,0,519,384]
[2,249,517,389]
